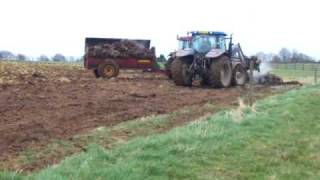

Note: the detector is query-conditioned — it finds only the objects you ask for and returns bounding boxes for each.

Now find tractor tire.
[200,75,209,86]
[171,58,192,86]
[165,57,174,79]
[93,69,100,78]
[97,60,119,78]
[232,64,248,86]
[208,56,232,88]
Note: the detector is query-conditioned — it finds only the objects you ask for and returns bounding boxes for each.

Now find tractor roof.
[177,36,192,41]
[190,31,227,36]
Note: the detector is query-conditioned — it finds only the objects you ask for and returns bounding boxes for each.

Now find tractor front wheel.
[208,56,232,88]
[171,58,193,86]
[232,64,248,86]
[97,60,119,78]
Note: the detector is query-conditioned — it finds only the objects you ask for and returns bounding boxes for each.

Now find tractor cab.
[174,31,230,58]
[177,36,192,50]
[190,31,228,54]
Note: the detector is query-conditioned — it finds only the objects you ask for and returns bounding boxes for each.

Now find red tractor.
[84,37,164,78]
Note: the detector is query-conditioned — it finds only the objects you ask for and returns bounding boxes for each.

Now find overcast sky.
[0,0,319,59]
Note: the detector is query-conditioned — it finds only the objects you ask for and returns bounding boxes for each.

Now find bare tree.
[290,50,314,63]
[272,55,281,62]
[0,50,15,60]
[16,54,27,61]
[256,52,277,62]
[258,48,315,63]
[38,55,50,61]
[291,50,300,62]
[279,48,292,62]
[156,54,166,62]
[52,53,66,62]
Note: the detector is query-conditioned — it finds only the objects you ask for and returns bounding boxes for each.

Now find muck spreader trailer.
[84,37,169,78]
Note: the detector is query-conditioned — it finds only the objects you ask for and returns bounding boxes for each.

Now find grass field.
[1,84,320,180]
[271,63,319,84]
[272,69,318,84]
[271,63,320,70]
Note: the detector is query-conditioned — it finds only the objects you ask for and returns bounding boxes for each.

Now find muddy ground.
[0,62,296,171]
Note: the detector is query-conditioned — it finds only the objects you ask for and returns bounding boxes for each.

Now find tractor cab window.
[215,36,226,51]
[191,35,227,53]
[232,51,241,59]
[231,45,242,59]
[178,40,191,50]
[192,35,216,53]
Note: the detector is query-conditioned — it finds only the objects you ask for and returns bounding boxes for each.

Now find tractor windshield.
[192,35,216,53]
[192,35,226,53]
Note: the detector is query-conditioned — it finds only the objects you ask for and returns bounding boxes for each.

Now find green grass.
[271,63,320,84]
[2,85,320,180]
[273,69,315,77]
[0,172,23,180]
[272,68,318,84]
[272,63,320,71]
[156,61,166,69]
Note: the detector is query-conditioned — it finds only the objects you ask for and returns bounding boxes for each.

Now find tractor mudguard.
[231,61,242,70]
[205,49,225,58]
[176,48,194,57]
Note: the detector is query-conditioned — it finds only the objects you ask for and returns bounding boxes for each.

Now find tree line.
[0,50,82,62]
[0,48,317,63]
[0,50,166,62]
[256,48,316,63]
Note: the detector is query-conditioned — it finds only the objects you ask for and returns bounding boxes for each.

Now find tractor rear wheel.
[232,64,248,86]
[171,58,193,86]
[208,56,232,88]
[98,60,119,78]
[165,57,174,79]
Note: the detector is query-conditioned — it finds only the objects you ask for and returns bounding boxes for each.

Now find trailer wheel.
[208,56,232,88]
[98,60,119,78]
[171,58,192,86]
[232,64,248,86]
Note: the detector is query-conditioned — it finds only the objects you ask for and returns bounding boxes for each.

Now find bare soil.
[0,63,292,170]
